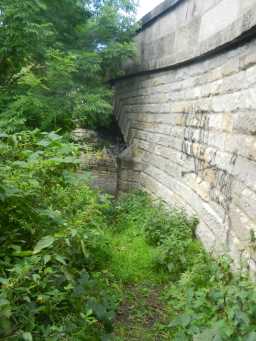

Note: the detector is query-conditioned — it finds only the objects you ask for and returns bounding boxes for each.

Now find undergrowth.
[109,192,256,340]
[1,134,256,341]
[0,131,117,340]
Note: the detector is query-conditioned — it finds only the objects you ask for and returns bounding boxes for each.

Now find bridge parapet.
[123,0,256,76]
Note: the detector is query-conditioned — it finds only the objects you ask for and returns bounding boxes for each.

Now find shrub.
[0,130,116,340]
[167,256,256,340]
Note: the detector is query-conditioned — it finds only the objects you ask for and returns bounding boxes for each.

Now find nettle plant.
[0,130,116,340]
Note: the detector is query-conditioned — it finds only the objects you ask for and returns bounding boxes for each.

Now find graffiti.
[181,106,210,175]
[180,105,237,216]
[209,169,233,213]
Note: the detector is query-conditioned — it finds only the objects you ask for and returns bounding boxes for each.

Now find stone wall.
[73,129,119,195]
[125,0,256,75]
[114,0,256,273]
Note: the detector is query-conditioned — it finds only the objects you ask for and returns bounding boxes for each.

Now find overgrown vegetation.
[1,141,256,340]
[0,130,118,339]
[0,1,137,335]
[109,192,256,340]
[1,0,256,340]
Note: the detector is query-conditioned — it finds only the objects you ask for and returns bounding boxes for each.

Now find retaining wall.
[114,0,256,273]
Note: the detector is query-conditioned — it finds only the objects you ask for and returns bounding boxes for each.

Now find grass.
[104,194,171,340]
[107,225,167,284]
[102,192,256,340]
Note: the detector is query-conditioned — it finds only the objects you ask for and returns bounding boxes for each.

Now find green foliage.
[107,221,166,284]
[111,191,199,279]
[0,0,138,131]
[166,256,256,340]
[111,191,256,340]
[7,1,256,339]
[0,130,117,339]
[1,150,256,341]
[110,191,153,232]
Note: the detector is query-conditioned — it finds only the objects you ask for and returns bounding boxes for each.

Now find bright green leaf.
[33,236,55,254]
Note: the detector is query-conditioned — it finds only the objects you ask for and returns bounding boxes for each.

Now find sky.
[137,0,164,19]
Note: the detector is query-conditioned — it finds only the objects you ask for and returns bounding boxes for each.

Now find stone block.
[196,222,216,252]
[240,51,256,71]
[221,59,240,77]
[199,0,240,42]
[229,204,255,245]
[246,65,256,86]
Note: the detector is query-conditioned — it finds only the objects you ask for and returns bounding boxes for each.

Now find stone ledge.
[113,0,256,81]
[139,0,185,30]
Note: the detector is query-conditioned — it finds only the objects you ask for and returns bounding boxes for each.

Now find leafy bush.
[0,130,117,340]
[166,256,256,340]
[144,209,197,246]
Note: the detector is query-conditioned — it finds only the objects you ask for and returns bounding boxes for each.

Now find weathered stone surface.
[199,0,239,42]
[123,0,256,75]
[114,0,256,272]
[80,148,118,195]
[74,129,123,195]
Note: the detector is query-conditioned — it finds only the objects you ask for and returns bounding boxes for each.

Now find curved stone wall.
[125,0,256,75]
[114,0,256,273]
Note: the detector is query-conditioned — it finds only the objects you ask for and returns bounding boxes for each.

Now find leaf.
[90,302,108,320]
[194,321,229,341]
[169,314,192,328]
[37,138,50,147]
[179,314,192,327]
[34,0,47,11]
[33,236,55,254]
[55,255,66,265]
[0,297,11,318]
[0,278,9,285]
[167,263,174,272]
[246,332,256,341]
[235,311,250,326]
[0,298,10,307]
[22,332,33,341]
[43,255,51,265]
[12,250,33,257]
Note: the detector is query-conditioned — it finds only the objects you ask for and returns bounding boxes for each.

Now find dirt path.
[113,283,170,340]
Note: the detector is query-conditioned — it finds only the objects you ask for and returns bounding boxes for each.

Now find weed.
[107,226,166,284]
[110,191,256,340]
[2,149,256,341]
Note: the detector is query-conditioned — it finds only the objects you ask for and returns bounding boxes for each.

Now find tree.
[0,0,138,132]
